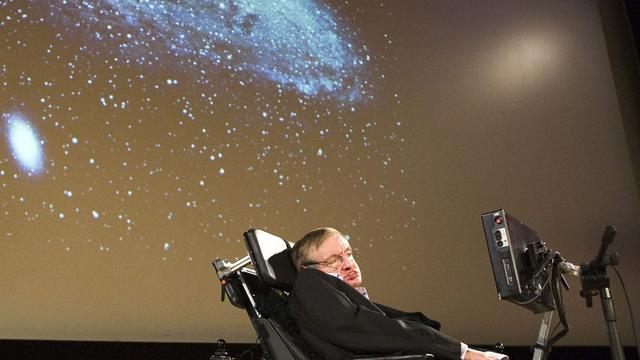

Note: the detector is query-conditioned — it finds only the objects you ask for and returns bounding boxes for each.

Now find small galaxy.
[4,113,45,176]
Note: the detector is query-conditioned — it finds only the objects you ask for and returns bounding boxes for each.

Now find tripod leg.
[600,287,625,360]
[532,311,553,360]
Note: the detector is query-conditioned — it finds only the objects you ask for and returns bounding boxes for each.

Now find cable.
[549,318,561,340]
[612,265,640,360]
[234,338,260,360]
[512,271,552,305]
[544,253,570,349]
[510,249,555,306]
[531,251,554,280]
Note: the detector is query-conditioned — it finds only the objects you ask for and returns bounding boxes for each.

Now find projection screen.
[1,0,639,346]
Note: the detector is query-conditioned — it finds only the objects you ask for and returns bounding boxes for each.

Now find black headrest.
[244,229,297,291]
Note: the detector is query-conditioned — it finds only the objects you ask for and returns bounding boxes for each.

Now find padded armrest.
[244,229,297,291]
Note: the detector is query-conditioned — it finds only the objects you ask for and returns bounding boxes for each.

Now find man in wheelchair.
[290,227,506,360]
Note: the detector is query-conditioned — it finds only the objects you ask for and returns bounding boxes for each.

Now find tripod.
[579,225,625,360]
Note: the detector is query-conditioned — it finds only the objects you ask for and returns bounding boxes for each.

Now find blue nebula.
[47,0,371,101]
[5,114,45,175]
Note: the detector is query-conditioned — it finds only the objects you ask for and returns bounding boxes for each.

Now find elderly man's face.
[308,233,362,288]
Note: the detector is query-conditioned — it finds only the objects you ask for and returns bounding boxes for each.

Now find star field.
[0,0,416,261]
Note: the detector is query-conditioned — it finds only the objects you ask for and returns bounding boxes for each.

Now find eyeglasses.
[303,249,355,271]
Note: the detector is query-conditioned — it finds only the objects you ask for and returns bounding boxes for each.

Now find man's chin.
[345,276,362,288]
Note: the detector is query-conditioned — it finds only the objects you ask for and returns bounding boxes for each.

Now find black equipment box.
[481,209,555,313]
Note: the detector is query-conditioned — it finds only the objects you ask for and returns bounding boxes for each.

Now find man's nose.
[341,256,354,270]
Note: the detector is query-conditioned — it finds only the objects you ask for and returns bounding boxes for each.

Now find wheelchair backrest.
[244,229,297,292]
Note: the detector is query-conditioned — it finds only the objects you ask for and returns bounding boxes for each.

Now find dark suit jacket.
[290,269,462,360]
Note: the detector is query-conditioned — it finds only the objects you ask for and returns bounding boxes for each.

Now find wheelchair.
[212,229,435,360]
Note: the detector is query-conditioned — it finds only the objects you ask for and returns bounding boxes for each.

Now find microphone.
[559,261,580,276]
[594,225,617,266]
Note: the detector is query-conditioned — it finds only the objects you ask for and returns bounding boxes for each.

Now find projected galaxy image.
[0,0,411,261]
